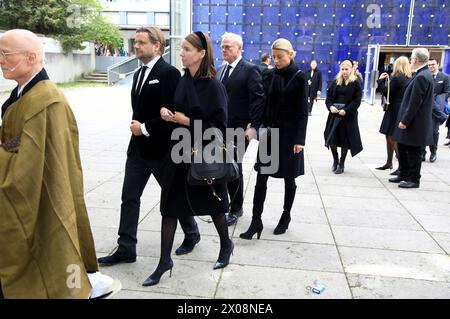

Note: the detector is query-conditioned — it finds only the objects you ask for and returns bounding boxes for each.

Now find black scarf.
[265,61,298,126]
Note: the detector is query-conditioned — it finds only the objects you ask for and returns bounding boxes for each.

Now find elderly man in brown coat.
[0,29,120,298]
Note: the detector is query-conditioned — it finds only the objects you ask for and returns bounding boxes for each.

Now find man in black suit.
[421,58,450,162]
[390,48,434,189]
[258,53,272,73]
[216,32,265,226]
[306,60,322,115]
[98,27,200,266]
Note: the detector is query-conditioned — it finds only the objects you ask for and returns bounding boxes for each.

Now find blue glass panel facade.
[193,1,450,92]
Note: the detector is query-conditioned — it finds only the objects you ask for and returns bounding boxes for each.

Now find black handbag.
[187,125,240,189]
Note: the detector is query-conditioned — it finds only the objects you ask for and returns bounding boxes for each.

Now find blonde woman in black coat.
[376,56,411,173]
[240,38,308,239]
[324,59,363,174]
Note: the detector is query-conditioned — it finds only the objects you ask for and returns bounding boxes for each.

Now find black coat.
[160,74,229,217]
[255,62,309,179]
[324,80,363,156]
[128,58,181,160]
[306,68,323,98]
[377,73,411,136]
[431,71,450,124]
[216,58,264,130]
[393,65,434,147]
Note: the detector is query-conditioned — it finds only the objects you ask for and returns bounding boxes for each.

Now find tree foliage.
[0,0,123,52]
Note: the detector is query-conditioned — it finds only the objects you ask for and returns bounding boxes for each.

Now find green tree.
[0,0,123,52]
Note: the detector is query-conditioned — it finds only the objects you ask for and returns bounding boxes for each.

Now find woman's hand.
[160,107,175,122]
[330,106,339,113]
[379,72,389,80]
[293,144,304,154]
[338,109,346,116]
[174,112,190,126]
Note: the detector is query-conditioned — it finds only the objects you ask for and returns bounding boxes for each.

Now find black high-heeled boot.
[240,184,266,240]
[142,260,174,286]
[274,213,291,235]
[274,182,296,235]
[213,240,234,270]
[240,217,263,240]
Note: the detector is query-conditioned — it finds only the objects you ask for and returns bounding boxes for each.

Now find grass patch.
[56,81,109,89]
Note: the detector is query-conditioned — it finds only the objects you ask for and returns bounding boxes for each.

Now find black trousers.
[398,143,423,184]
[227,123,250,213]
[118,146,199,255]
[422,117,440,154]
[308,96,315,113]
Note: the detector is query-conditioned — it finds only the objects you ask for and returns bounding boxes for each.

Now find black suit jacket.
[306,68,323,98]
[216,58,264,130]
[129,58,181,159]
[393,65,434,146]
[431,71,450,123]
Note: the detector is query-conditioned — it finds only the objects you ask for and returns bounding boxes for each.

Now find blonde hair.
[271,38,296,59]
[336,60,357,86]
[393,56,412,78]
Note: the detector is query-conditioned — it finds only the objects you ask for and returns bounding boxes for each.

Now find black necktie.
[221,65,232,84]
[135,66,148,95]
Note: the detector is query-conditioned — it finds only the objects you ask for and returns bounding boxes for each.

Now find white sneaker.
[88,272,122,299]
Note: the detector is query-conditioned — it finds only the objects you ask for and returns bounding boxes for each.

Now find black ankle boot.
[274,213,291,235]
[142,260,174,286]
[334,164,344,174]
[213,240,234,270]
[240,217,263,240]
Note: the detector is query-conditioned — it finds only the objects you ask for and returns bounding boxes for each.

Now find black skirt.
[379,106,399,136]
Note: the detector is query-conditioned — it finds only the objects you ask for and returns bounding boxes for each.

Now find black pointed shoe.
[142,260,174,286]
[98,250,136,266]
[175,234,201,255]
[213,241,234,270]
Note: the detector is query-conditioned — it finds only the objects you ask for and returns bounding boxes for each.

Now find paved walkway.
[3,84,449,299]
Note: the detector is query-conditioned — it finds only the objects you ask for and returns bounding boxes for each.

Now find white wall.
[0,31,95,91]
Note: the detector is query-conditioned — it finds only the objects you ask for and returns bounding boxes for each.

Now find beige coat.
[0,80,98,298]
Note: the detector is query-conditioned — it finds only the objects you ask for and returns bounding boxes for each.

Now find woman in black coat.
[142,32,233,286]
[240,38,308,240]
[324,59,363,174]
[376,56,411,172]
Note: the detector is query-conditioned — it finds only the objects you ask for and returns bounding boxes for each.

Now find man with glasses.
[216,32,264,226]
[390,48,434,188]
[0,29,121,298]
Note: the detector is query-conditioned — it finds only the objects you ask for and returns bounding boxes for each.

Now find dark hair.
[136,27,165,55]
[261,53,270,63]
[185,32,216,78]
[429,57,439,64]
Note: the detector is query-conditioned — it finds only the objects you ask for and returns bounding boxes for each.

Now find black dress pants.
[117,146,199,255]
[398,143,422,184]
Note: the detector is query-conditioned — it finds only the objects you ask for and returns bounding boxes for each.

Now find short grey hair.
[412,48,429,63]
[221,32,243,49]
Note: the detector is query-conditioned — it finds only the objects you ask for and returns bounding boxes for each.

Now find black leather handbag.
[187,125,240,188]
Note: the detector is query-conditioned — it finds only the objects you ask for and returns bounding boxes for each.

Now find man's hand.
[160,107,175,122]
[293,144,304,154]
[316,91,321,101]
[245,123,257,141]
[398,122,407,129]
[130,120,143,136]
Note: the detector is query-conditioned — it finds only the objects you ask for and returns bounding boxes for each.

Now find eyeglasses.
[0,51,25,60]
[221,45,235,50]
